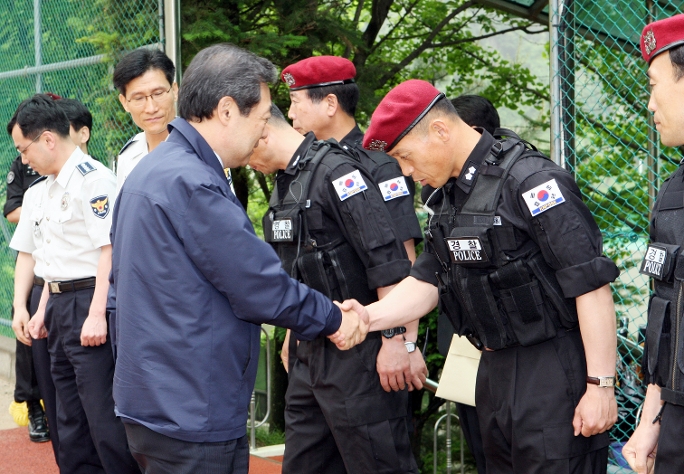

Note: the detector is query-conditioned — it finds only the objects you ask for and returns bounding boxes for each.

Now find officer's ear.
[118,94,129,113]
[430,119,450,144]
[324,94,338,117]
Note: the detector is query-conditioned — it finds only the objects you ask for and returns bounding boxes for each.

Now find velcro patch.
[333,170,367,201]
[445,237,489,264]
[271,218,293,242]
[77,162,96,176]
[379,176,410,201]
[522,179,565,216]
[89,195,110,219]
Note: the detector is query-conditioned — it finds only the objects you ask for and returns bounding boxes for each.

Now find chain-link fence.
[0,0,164,337]
[550,0,683,470]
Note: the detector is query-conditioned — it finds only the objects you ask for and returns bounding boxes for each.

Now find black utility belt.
[640,243,681,281]
[33,276,45,287]
[48,277,96,294]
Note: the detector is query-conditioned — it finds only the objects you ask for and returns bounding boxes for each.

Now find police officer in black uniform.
[250,105,419,474]
[4,152,49,444]
[339,79,620,474]
[280,56,425,393]
[623,14,684,474]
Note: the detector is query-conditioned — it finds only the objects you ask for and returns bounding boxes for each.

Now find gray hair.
[178,44,277,121]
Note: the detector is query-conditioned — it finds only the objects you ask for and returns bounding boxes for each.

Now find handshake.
[327,299,369,350]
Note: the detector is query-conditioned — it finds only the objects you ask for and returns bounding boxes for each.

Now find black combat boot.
[26,400,50,443]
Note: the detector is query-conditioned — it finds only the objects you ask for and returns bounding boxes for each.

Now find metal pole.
[163,0,182,84]
[34,0,42,92]
[249,392,256,449]
[549,0,563,167]
[446,402,452,474]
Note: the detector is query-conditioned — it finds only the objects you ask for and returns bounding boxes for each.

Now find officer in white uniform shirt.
[112,49,177,193]
[10,94,138,474]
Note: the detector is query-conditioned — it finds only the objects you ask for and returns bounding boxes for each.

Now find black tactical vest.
[641,166,684,404]
[263,140,377,306]
[425,138,578,350]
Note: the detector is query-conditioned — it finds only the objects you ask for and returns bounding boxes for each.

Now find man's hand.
[376,337,411,392]
[572,384,618,437]
[80,313,107,347]
[12,306,32,346]
[281,329,291,374]
[622,419,659,474]
[28,308,47,340]
[328,301,368,350]
[407,350,428,391]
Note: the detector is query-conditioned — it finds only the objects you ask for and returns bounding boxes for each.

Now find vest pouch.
[445,226,494,269]
[639,243,679,282]
[499,279,558,347]
[326,242,376,306]
[646,296,671,381]
[296,251,337,300]
[263,210,301,244]
[437,273,468,336]
[454,267,510,350]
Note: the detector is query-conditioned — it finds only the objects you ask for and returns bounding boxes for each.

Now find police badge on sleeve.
[89,195,110,219]
[379,176,409,201]
[333,170,368,201]
[522,179,566,216]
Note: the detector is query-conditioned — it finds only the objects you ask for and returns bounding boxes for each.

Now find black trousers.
[654,402,684,473]
[283,333,418,474]
[13,314,41,403]
[29,283,60,465]
[455,403,487,474]
[45,287,139,474]
[476,329,609,474]
[125,423,249,474]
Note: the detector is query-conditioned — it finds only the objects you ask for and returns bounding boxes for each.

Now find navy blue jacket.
[109,118,341,443]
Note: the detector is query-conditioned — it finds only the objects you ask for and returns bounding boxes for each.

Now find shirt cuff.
[367,259,411,289]
[410,252,441,287]
[319,304,342,337]
[555,255,620,298]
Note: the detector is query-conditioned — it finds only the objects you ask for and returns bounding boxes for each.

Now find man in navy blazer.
[109,44,367,473]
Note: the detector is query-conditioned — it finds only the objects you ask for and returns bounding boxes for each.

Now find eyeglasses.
[126,86,173,109]
[16,130,46,155]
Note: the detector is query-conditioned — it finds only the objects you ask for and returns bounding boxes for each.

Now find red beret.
[363,80,445,153]
[281,56,356,91]
[641,14,684,63]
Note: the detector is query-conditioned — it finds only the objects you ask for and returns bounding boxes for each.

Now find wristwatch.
[381,326,407,338]
[586,376,615,388]
[404,341,417,353]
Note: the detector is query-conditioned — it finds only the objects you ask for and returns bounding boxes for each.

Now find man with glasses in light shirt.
[113,49,178,193]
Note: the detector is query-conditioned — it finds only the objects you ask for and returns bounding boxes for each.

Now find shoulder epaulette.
[28,175,47,188]
[76,161,97,176]
[118,136,138,156]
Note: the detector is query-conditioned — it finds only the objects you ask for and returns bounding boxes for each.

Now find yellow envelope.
[435,335,482,407]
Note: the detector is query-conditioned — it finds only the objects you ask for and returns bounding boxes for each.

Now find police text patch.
[640,244,668,280]
[445,237,489,264]
[522,179,566,216]
[89,195,110,219]
[333,170,368,201]
[379,176,410,201]
[271,218,293,242]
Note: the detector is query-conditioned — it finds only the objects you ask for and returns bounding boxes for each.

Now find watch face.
[381,328,395,338]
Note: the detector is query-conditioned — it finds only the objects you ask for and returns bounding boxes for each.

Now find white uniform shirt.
[10,181,46,278]
[13,147,116,282]
[115,131,147,194]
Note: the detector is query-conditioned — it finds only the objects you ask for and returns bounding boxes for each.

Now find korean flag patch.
[379,176,410,201]
[89,195,110,219]
[333,170,368,201]
[522,179,566,216]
